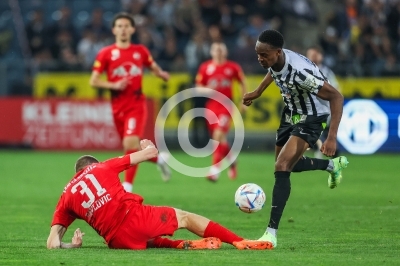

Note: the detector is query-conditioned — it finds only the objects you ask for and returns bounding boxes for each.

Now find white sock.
[209,165,220,177]
[267,227,277,237]
[157,152,169,164]
[122,182,132,193]
[327,159,334,172]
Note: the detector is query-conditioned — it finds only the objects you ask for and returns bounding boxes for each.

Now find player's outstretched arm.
[129,139,159,165]
[47,225,84,249]
[89,71,128,91]
[150,62,170,81]
[316,81,344,157]
[242,72,273,106]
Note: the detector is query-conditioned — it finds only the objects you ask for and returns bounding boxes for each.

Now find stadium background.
[0,0,399,153]
[0,1,400,264]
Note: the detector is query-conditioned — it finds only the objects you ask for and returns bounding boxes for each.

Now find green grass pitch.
[0,150,399,265]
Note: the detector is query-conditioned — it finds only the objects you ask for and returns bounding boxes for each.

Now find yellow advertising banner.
[34,73,283,131]
[34,73,400,132]
[337,78,400,98]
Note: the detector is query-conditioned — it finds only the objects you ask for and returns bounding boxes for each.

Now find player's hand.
[140,139,158,159]
[242,91,260,106]
[140,139,156,150]
[113,78,129,90]
[320,138,337,157]
[158,70,170,82]
[71,228,84,247]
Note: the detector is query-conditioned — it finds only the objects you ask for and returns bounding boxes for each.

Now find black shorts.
[276,107,328,147]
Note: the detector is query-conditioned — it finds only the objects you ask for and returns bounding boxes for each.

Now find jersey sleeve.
[140,46,154,68]
[51,195,76,228]
[101,154,132,174]
[92,48,108,73]
[233,63,245,83]
[295,69,324,94]
[195,63,207,86]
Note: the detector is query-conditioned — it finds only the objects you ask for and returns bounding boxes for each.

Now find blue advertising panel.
[338,99,400,154]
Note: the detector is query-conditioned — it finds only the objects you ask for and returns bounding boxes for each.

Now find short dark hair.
[75,155,99,173]
[112,12,135,28]
[258,30,284,49]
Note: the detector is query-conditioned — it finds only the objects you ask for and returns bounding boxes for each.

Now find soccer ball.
[234,183,266,213]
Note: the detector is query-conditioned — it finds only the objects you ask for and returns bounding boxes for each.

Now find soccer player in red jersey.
[46,139,273,250]
[89,12,170,192]
[195,42,247,182]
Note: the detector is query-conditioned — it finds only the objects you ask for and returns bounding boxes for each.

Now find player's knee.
[174,209,189,228]
[212,130,225,142]
[122,136,141,151]
[275,160,292,172]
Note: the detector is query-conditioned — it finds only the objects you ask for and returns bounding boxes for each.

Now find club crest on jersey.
[133,52,141,60]
[111,49,120,60]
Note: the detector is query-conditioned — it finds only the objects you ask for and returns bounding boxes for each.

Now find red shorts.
[113,104,147,139]
[205,101,232,134]
[108,204,178,250]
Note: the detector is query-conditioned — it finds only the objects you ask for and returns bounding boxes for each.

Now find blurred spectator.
[125,0,148,27]
[47,6,78,51]
[84,8,109,41]
[57,46,82,71]
[25,9,47,57]
[4,0,399,81]
[247,0,284,33]
[157,37,184,71]
[184,32,210,78]
[282,0,318,23]
[218,4,238,44]
[242,14,270,43]
[147,0,175,30]
[386,1,400,45]
[381,54,400,76]
[77,29,106,70]
[231,33,260,73]
[173,0,201,51]
[208,25,223,43]
[135,27,163,59]
[50,30,76,62]
[199,0,221,26]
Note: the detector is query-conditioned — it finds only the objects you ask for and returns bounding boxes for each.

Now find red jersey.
[51,155,143,243]
[196,60,244,100]
[93,44,154,114]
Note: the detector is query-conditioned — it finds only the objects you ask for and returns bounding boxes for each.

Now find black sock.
[268,171,291,229]
[292,156,329,172]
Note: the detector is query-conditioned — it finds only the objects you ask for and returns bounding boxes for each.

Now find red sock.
[124,150,138,184]
[147,156,157,163]
[203,221,243,245]
[151,237,183,248]
[212,144,224,168]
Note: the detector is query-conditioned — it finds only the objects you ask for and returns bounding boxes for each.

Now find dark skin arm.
[242,72,273,106]
[316,81,344,157]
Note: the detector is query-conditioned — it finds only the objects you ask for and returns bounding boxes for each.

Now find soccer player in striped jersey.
[243,30,349,248]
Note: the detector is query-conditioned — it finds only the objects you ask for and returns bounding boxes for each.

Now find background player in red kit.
[89,12,170,193]
[46,139,273,250]
[195,42,247,182]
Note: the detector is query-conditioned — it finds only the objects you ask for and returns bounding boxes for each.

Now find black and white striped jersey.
[269,49,330,116]
[319,64,340,92]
